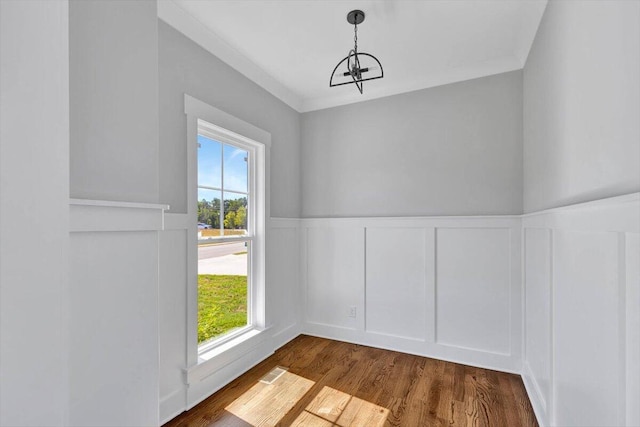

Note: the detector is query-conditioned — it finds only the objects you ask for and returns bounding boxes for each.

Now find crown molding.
[157,0,303,112]
[158,1,530,114]
[299,56,524,112]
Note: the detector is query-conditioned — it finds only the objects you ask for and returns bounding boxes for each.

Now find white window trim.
[184,94,270,371]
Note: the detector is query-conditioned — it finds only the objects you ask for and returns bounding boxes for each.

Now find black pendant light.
[329,10,384,94]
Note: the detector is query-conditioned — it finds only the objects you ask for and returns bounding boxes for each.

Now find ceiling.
[158,0,547,112]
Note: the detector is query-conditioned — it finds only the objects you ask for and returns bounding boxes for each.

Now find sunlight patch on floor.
[224,368,388,427]
[292,386,389,427]
[225,368,314,426]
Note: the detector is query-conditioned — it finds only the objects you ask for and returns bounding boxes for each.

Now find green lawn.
[198,274,247,344]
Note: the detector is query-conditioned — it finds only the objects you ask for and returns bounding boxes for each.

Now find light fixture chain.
[353,22,358,52]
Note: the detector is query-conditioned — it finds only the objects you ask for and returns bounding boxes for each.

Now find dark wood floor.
[165,335,537,427]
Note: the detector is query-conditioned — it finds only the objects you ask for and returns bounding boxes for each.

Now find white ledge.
[70,198,169,211]
[70,198,168,232]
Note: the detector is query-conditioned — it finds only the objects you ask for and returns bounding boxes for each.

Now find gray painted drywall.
[301,71,523,217]
[158,21,301,217]
[70,0,159,203]
[523,0,640,213]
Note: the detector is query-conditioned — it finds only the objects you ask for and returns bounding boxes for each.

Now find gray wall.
[301,71,523,217]
[70,0,159,203]
[523,0,640,213]
[158,21,301,217]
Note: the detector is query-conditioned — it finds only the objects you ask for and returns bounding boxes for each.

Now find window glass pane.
[223,144,248,193]
[223,191,248,236]
[198,241,249,344]
[198,135,222,189]
[197,188,222,238]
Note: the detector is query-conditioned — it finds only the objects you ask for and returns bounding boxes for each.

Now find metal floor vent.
[260,366,288,385]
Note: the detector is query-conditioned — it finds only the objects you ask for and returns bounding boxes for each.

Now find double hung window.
[194,116,266,353]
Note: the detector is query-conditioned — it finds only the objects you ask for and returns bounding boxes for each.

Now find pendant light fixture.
[329,10,384,94]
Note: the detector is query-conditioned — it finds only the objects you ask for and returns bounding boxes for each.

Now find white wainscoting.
[523,227,552,421]
[268,219,303,350]
[522,193,640,427]
[366,227,431,341]
[158,216,302,424]
[69,199,167,427]
[436,227,512,355]
[300,216,523,374]
[156,193,638,426]
[158,223,188,423]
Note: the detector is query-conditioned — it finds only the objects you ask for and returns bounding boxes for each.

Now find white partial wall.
[523,1,640,426]
[68,201,165,426]
[68,0,161,425]
[0,1,70,425]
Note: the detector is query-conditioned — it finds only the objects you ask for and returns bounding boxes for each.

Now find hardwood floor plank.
[425,359,446,423]
[164,336,538,427]
[290,410,334,427]
[506,374,539,426]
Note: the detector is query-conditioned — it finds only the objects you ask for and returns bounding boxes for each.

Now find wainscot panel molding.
[69,199,167,426]
[268,218,303,350]
[522,193,639,427]
[300,215,523,374]
[159,217,302,424]
[158,194,638,426]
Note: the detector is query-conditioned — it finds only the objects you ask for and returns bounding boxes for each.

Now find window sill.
[197,325,256,360]
[184,327,271,386]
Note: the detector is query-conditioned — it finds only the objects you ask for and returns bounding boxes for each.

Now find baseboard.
[186,342,274,410]
[183,326,304,412]
[159,388,186,425]
[521,362,548,427]
[271,322,302,351]
[302,323,521,375]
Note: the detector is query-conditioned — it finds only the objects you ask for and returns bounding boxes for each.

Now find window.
[185,95,269,360]
[197,130,251,347]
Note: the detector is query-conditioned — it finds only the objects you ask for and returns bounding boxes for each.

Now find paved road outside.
[198,241,247,275]
[198,241,246,260]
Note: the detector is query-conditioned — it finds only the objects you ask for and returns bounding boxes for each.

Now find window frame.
[184,95,269,365]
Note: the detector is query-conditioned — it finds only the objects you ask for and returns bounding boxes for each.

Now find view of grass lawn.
[198,274,247,344]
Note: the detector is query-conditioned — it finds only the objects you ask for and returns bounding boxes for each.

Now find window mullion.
[197,185,224,192]
[220,142,224,237]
